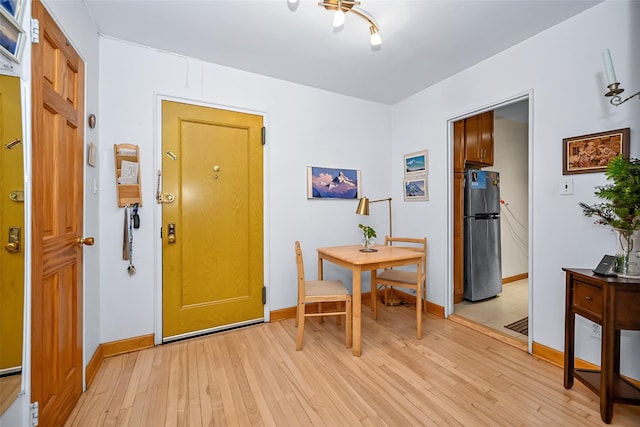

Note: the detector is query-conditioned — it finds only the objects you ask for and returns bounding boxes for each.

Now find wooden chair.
[295,241,352,351]
[373,236,427,339]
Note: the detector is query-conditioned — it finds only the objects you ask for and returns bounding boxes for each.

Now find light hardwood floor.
[65,303,640,426]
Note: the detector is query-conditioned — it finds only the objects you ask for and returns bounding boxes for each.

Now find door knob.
[77,237,95,246]
[5,226,20,252]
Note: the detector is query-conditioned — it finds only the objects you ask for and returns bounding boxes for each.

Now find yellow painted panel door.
[0,75,24,371]
[162,101,264,339]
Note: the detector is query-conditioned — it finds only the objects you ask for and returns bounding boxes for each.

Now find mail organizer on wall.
[114,143,142,207]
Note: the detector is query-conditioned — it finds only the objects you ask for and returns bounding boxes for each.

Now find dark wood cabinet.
[464,111,494,167]
[453,120,465,173]
[563,268,640,424]
[453,172,464,303]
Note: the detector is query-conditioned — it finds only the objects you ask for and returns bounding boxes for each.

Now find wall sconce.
[602,49,640,106]
[356,197,392,237]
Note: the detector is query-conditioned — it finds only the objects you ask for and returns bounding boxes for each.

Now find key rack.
[114,143,142,207]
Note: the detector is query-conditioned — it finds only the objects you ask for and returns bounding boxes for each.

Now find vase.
[363,236,375,249]
[613,228,640,277]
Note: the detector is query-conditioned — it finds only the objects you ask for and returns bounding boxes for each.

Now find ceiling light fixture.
[317,0,382,47]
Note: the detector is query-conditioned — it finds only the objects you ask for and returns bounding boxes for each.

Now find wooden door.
[453,119,465,303]
[162,101,264,339]
[31,1,85,425]
[0,75,24,371]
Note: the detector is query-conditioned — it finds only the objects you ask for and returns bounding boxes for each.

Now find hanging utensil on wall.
[122,204,137,275]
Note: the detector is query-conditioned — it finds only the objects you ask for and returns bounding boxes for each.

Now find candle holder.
[605,82,640,106]
[602,49,640,106]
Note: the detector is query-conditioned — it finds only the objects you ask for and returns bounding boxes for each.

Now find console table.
[563,268,640,423]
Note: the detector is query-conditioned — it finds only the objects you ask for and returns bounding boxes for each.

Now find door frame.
[153,94,270,345]
[446,90,534,352]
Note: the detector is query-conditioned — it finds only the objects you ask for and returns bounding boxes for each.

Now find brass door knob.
[4,242,18,252]
[77,237,95,246]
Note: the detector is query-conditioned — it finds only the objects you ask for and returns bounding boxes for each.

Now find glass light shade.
[370,31,382,46]
[333,9,346,28]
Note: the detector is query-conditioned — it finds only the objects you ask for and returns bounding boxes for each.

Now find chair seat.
[377,269,418,285]
[305,280,350,296]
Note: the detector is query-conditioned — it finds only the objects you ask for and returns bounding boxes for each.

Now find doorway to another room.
[451,99,530,349]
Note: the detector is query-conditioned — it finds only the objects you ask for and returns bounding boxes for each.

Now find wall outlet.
[590,323,601,339]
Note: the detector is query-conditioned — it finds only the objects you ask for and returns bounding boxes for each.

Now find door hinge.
[31,18,40,44]
[30,401,39,426]
[262,286,267,304]
[261,127,266,146]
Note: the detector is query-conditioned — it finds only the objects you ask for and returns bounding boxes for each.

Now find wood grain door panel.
[31,1,85,425]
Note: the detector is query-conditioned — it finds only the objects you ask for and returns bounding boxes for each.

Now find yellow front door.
[0,75,24,372]
[162,101,264,339]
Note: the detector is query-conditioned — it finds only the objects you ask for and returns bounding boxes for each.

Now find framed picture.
[404,177,428,201]
[0,9,24,63]
[403,149,428,176]
[563,128,630,175]
[0,0,23,20]
[307,166,361,199]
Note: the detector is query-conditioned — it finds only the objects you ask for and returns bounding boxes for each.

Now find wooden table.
[563,268,640,423]
[317,245,423,356]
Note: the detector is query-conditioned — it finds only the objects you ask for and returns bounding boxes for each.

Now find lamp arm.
[369,197,392,237]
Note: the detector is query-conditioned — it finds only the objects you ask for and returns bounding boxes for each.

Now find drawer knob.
[585,296,592,301]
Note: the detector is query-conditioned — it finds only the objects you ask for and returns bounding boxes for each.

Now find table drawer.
[572,280,603,317]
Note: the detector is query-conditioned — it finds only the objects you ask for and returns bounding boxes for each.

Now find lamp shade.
[356,197,370,215]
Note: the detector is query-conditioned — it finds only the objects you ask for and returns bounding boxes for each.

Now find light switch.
[559,178,573,195]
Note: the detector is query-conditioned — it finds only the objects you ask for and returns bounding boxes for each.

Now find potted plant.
[579,155,640,276]
[358,223,377,252]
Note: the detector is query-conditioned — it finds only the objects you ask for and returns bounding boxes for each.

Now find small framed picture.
[307,166,361,199]
[404,177,428,201]
[403,149,428,177]
[0,0,23,20]
[0,9,24,63]
[562,128,630,175]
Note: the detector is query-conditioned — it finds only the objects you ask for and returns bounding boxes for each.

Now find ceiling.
[80,0,602,105]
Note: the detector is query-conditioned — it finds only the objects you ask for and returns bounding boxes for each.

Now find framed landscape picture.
[403,149,428,176]
[562,128,630,175]
[0,9,24,62]
[307,166,361,199]
[404,177,428,201]
[0,0,23,20]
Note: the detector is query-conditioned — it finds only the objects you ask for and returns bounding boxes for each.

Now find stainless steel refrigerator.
[464,170,502,301]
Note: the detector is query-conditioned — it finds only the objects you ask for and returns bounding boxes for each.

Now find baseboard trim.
[503,273,528,284]
[103,334,155,357]
[532,341,599,370]
[85,334,155,389]
[270,291,445,322]
[85,344,104,389]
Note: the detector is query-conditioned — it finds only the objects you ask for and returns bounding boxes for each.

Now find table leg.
[564,280,575,389]
[352,266,362,357]
[416,264,422,339]
[317,257,324,280]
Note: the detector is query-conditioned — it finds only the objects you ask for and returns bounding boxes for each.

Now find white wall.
[392,0,639,377]
[494,115,529,278]
[97,38,392,343]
